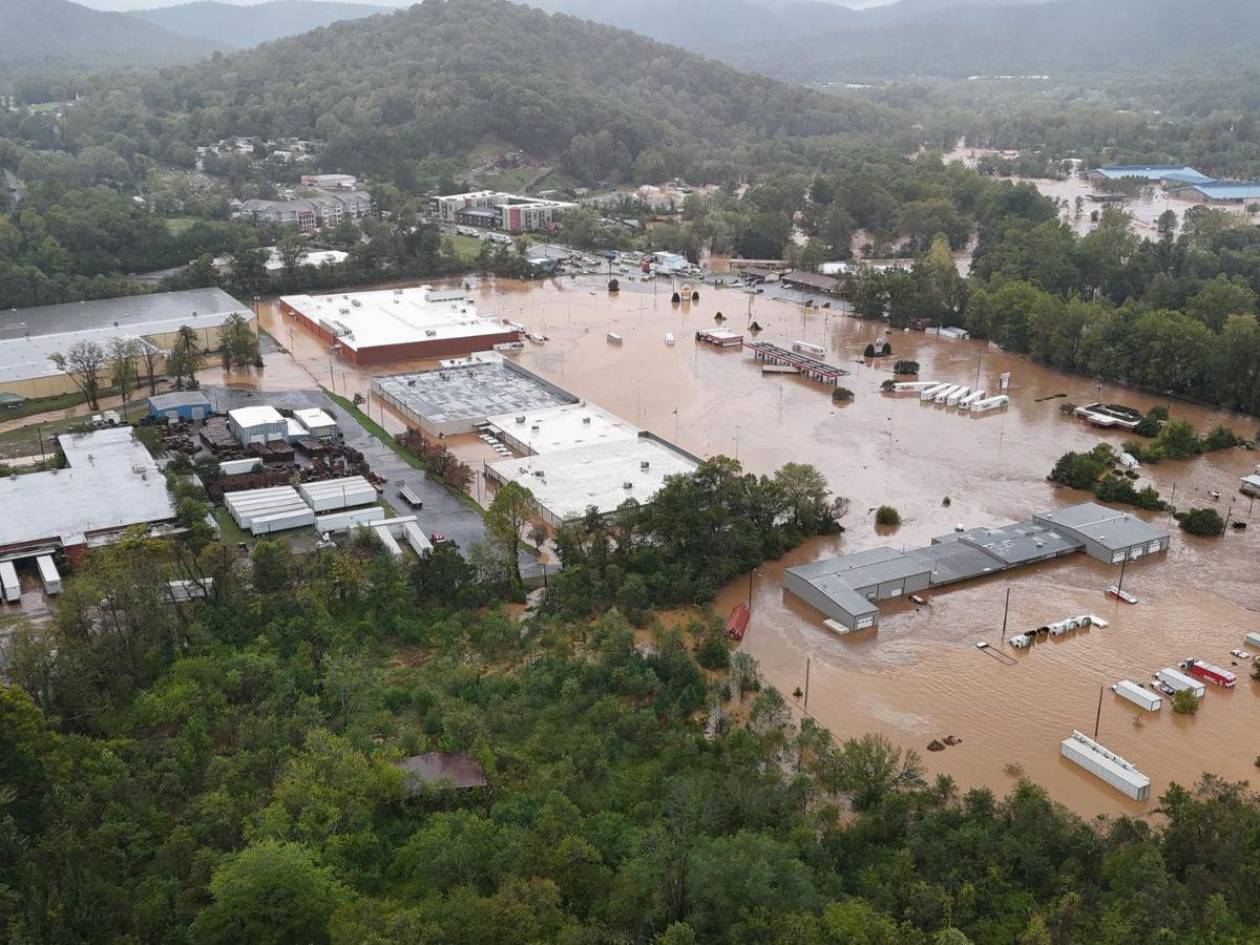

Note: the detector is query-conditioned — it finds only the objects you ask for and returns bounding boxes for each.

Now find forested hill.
[732,0,1260,82]
[132,0,390,50]
[0,0,225,74]
[138,0,898,184]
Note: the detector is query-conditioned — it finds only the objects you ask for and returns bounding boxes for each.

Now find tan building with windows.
[0,288,253,400]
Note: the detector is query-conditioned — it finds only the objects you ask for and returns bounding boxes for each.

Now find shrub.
[1133,406,1167,438]
[1095,474,1164,510]
[670,291,681,303]
[608,278,619,292]
[696,633,730,671]
[1177,507,1225,537]
[832,387,854,403]
[1156,419,1202,460]
[875,505,901,526]
[1202,424,1241,452]
[1171,689,1199,715]
[863,343,876,358]
[1050,450,1107,491]
[893,359,919,375]
[880,341,892,356]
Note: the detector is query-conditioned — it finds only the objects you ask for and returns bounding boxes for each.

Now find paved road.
[208,386,546,581]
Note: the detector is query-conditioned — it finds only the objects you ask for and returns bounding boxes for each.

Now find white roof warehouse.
[0,288,252,400]
[0,427,177,561]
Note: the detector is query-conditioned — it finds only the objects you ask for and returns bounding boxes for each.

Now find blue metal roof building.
[1179,181,1260,202]
[1094,165,1213,183]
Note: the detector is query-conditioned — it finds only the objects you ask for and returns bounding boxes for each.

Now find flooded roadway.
[265,275,1259,818]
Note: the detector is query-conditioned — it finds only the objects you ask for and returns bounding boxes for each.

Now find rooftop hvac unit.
[515,416,526,424]
[425,330,437,337]
[394,289,403,295]
[623,481,634,489]
[531,425,540,432]
[407,379,415,387]
[582,417,591,425]
[339,308,349,315]
[351,299,361,307]
[640,461,650,470]
[533,470,545,478]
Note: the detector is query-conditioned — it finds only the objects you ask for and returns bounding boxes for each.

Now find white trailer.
[945,386,971,406]
[371,525,404,558]
[1112,680,1162,712]
[958,389,986,408]
[36,555,61,595]
[933,384,962,404]
[315,506,387,533]
[298,477,377,513]
[920,383,952,401]
[1245,631,1260,650]
[970,395,1010,414]
[1060,730,1151,801]
[889,381,937,394]
[220,458,263,476]
[0,561,20,603]
[1156,667,1206,699]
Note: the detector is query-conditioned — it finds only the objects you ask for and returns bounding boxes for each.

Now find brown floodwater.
[257,275,1260,818]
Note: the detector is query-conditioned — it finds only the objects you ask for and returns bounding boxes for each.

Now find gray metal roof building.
[786,503,1168,630]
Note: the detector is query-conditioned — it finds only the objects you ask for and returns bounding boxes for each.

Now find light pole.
[734,425,741,462]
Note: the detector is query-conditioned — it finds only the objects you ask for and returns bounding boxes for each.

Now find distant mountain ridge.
[0,0,225,73]
[131,0,390,49]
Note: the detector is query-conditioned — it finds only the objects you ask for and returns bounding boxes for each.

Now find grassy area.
[444,234,484,263]
[0,402,148,460]
[0,387,117,423]
[212,507,253,545]
[163,217,202,236]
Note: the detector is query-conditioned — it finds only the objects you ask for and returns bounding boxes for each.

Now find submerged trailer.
[933,384,962,404]
[958,389,986,408]
[970,395,1010,414]
[888,380,938,394]
[945,386,971,406]
[1182,657,1236,689]
[1156,667,1206,698]
[1246,631,1260,650]
[920,383,951,401]
[1112,679,1162,712]
[0,560,20,603]
[1060,730,1151,801]
[36,555,61,595]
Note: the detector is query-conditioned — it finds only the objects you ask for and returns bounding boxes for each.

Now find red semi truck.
[1181,658,1236,689]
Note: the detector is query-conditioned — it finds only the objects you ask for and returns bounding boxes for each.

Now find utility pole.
[1116,555,1128,596]
[1093,685,1104,739]
[803,657,811,713]
[1000,587,1011,642]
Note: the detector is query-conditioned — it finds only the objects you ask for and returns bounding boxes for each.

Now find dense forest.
[3,452,1260,945]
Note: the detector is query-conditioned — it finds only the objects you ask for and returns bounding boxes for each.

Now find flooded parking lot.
[262,274,1259,817]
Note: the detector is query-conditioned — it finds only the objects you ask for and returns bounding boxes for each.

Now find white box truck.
[0,561,20,603]
[1156,667,1206,699]
[36,555,61,595]
[1112,679,1162,712]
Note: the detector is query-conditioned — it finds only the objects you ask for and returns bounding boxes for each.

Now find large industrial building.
[1089,165,1213,186]
[280,287,521,364]
[0,288,252,400]
[371,354,575,435]
[485,402,639,456]
[0,427,177,565]
[485,433,701,527]
[786,503,1170,630]
[432,191,577,233]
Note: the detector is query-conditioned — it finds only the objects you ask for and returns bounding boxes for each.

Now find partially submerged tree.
[220,312,260,371]
[108,337,143,409]
[166,325,202,389]
[485,481,536,588]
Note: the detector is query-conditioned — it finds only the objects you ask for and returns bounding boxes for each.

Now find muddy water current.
[266,276,1260,818]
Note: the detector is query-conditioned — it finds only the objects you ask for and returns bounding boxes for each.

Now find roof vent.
[623,481,633,489]
[640,460,650,470]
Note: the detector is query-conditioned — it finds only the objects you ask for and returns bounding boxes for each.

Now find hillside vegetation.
[132,0,390,49]
[0,0,223,74]
[138,0,900,184]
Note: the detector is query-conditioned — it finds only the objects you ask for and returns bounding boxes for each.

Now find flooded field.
[944,144,1260,239]
[265,275,1259,818]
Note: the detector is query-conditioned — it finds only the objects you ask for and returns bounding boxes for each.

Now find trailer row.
[1,555,62,603]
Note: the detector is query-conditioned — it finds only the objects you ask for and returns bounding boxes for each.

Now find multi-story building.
[432,191,577,233]
[234,188,373,232]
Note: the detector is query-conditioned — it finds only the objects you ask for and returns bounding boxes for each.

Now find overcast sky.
[83,0,895,10]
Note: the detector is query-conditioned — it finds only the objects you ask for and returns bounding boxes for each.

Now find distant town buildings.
[432,191,577,233]
[232,188,372,232]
